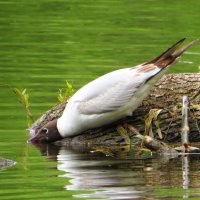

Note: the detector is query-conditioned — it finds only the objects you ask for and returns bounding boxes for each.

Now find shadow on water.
[32,143,200,200]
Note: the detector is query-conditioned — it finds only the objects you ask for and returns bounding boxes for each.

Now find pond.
[1,0,200,199]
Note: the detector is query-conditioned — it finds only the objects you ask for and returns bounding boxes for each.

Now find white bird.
[29,38,197,143]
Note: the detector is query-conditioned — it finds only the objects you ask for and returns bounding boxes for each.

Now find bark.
[143,135,178,154]
[30,73,200,146]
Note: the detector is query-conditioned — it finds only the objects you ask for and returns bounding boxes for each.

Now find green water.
[1,0,200,199]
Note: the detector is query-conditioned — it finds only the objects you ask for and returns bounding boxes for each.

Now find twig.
[181,96,190,152]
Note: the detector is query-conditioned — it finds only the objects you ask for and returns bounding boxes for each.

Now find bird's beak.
[28,132,46,143]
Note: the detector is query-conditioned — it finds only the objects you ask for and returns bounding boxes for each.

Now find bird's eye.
[41,128,48,134]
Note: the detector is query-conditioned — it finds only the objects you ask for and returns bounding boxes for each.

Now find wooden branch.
[175,95,200,153]
[143,135,178,154]
[30,73,200,146]
[181,96,190,146]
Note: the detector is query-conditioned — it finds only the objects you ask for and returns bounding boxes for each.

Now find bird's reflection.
[33,143,200,200]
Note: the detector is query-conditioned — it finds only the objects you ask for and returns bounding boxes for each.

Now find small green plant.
[11,88,34,126]
[139,148,152,159]
[57,81,74,103]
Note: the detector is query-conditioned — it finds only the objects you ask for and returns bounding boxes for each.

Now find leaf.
[91,147,114,157]
[116,125,130,144]
[11,87,34,126]
[135,134,145,140]
[57,81,74,103]
[139,148,152,159]
[145,109,163,139]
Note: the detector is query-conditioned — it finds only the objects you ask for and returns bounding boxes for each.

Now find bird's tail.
[144,38,198,69]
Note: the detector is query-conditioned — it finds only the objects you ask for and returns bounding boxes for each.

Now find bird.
[29,38,197,143]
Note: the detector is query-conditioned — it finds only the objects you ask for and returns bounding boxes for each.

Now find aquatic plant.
[57,81,74,103]
[11,88,34,126]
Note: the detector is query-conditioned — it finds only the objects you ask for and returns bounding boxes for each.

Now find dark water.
[1,0,200,199]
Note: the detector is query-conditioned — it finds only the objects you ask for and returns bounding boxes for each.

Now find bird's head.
[28,119,62,143]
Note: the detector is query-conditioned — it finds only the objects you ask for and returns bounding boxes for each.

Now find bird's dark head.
[28,119,62,143]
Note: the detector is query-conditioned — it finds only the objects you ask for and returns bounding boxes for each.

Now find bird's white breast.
[57,65,161,137]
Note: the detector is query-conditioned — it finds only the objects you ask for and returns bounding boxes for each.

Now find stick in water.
[181,96,190,153]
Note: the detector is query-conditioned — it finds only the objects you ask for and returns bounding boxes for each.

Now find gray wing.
[77,77,145,115]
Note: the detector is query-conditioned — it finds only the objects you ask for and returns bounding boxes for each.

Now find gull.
[29,38,197,143]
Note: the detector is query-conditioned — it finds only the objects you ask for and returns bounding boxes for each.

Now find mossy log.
[30,73,200,146]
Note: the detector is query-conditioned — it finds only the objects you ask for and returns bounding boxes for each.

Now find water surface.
[1,0,200,199]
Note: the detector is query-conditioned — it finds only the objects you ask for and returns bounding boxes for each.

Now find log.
[30,73,200,146]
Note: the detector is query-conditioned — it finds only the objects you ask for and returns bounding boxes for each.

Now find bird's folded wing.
[77,77,145,115]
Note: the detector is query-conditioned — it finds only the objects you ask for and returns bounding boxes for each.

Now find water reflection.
[57,150,146,199]
[34,144,200,200]
[182,156,189,190]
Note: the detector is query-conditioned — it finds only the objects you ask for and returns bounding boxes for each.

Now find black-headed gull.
[29,38,197,143]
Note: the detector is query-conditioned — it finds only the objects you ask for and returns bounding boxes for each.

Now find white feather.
[57,64,163,137]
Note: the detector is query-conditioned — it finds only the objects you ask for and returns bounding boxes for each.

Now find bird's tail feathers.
[144,38,198,69]
[172,39,198,58]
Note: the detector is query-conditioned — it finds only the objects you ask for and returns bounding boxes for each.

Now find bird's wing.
[76,38,198,115]
[77,66,157,115]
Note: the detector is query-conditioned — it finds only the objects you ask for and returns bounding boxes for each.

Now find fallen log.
[30,73,200,146]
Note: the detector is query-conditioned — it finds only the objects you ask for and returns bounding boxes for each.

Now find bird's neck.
[57,117,81,138]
